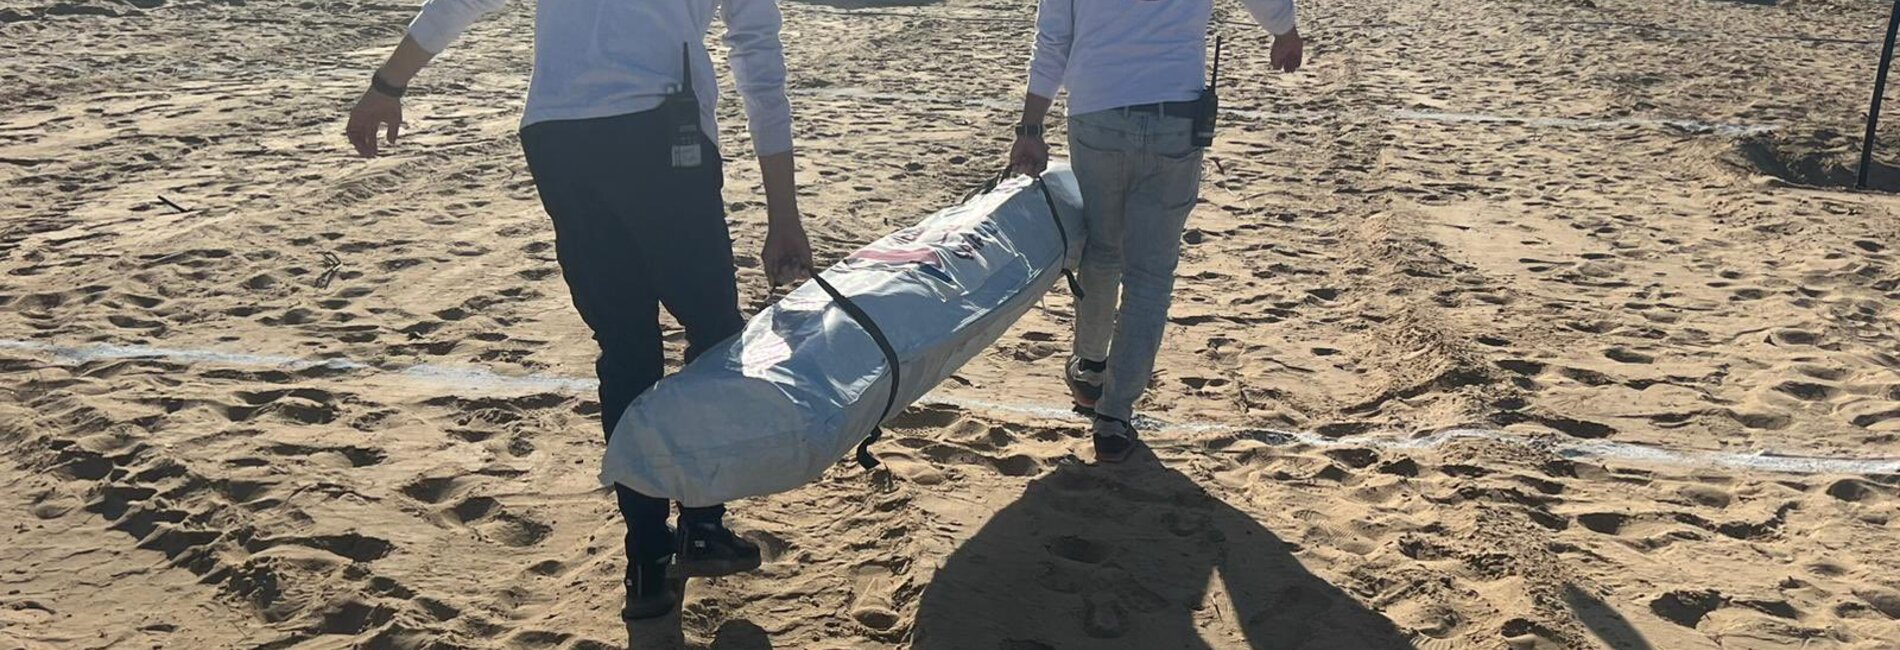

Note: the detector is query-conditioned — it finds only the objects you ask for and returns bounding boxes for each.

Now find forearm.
[758,151,801,228]
[374,36,436,86]
[1019,92,1053,127]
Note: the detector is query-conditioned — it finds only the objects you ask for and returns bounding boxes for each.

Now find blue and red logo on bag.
[851,219,1005,287]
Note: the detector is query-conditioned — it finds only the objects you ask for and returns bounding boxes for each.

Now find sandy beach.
[5,0,1900,647]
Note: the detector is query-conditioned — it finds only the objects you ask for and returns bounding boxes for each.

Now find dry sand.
[6,0,1900,648]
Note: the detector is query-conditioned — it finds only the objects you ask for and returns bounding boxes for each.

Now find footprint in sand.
[245,532,394,563]
[399,476,468,505]
[1602,347,1654,364]
[918,442,1043,478]
[436,493,553,548]
[1046,535,1108,565]
[264,442,386,468]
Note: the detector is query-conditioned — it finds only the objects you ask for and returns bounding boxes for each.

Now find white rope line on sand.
[928,395,1900,476]
[7,338,1895,476]
[789,87,1778,137]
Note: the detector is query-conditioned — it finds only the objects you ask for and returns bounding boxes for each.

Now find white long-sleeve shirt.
[406,0,794,156]
[1028,0,1297,116]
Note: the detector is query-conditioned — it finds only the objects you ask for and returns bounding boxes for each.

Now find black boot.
[621,517,682,621]
[622,550,684,621]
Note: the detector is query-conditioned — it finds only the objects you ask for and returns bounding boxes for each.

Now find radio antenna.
[1210,34,1224,88]
[681,43,694,93]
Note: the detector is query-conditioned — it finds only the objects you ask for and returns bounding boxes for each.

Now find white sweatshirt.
[405,0,794,156]
[1028,0,1298,116]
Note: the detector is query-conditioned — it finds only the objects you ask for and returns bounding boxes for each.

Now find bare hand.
[1271,29,1304,73]
[762,218,814,287]
[346,90,403,157]
[1009,134,1049,177]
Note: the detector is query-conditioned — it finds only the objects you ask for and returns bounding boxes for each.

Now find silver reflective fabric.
[601,166,1085,506]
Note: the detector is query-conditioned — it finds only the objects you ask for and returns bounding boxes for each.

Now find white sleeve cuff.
[1028,74,1063,102]
[750,122,795,158]
[405,17,456,54]
[1242,0,1298,36]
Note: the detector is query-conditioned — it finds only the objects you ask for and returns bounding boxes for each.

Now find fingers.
[346,115,380,157]
[1010,148,1048,177]
[361,124,380,157]
[783,264,813,285]
[345,94,400,157]
[763,241,816,287]
[345,115,365,157]
[768,260,812,287]
[1273,40,1304,73]
[347,125,375,158]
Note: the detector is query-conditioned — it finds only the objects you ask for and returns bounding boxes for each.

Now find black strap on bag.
[811,273,901,470]
[958,168,1009,204]
[964,169,1085,299]
[815,170,1079,470]
[1032,176,1086,300]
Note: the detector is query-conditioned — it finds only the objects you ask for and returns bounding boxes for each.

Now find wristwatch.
[370,72,407,99]
[1013,123,1046,138]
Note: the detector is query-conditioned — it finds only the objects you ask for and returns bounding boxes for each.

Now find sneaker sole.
[668,555,763,579]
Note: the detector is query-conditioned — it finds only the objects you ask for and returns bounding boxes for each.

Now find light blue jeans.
[1068,108,1204,423]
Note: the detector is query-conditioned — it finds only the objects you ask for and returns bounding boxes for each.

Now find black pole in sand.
[1859,0,1900,189]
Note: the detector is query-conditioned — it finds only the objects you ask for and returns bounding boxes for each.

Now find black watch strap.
[1013,123,1046,138]
[370,72,407,99]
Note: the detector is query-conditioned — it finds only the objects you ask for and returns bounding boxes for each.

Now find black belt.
[1121,101,1200,118]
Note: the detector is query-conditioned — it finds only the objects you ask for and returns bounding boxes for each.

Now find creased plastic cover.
[600,166,1085,506]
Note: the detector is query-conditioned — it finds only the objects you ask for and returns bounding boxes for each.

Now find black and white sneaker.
[1092,415,1139,464]
[1066,357,1107,413]
[671,520,763,578]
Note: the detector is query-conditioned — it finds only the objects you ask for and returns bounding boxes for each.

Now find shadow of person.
[708,619,774,650]
[626,610,775,649]
[1562,584,1655,650]
[914,453,1415,649]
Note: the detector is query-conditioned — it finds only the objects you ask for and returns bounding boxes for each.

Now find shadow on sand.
[708,620,773,649]
[914,453,1416,649]
[626,615,774,649]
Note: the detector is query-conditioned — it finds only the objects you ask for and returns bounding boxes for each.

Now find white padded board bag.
[600,166,1086,506]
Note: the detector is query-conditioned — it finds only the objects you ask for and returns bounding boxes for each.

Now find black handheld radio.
[666,43,704,168]
[1193,35,1223,148]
